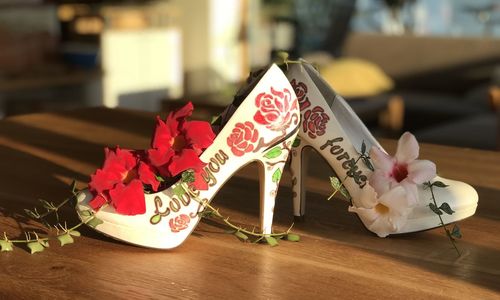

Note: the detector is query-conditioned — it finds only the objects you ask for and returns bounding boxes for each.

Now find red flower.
[88,147,160,215]
[169,214,190,232]
[291,79,311,111]
[227,121,259,156]
[303,106,330,139]
[254,87,296,131]
[148,102,215,179]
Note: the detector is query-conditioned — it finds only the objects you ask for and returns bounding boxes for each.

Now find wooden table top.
[0,107,498,299]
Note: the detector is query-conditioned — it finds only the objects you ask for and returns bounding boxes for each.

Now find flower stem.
[428,182,461,256]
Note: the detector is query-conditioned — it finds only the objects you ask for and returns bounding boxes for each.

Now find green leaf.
[277,51,289,62]
[329,177,350,200]
[361,140,366,154]
[27,242,45,254]
[150,214,162,225]
[292,138,301,148]
[432,181,449,188]
[39,240,50,248]
[69,230,81,237]
[57,234,74,246]
[362,157,375,171]
[155,175,165,182]
[181,170,195,183]
[286,233,300,242]
[86,217,103,229]
[451,224,462,239]
[234,231,249,241]
[264,146,283,159]
[264,236,278,247]
[439,202,455,215]
[0,240,13,252]
[272,169,282,183]
[80,210,93,217]
[173,184,186,198]
[429,203,442,215]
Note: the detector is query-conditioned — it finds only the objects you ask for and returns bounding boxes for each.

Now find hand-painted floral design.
[169,214,190,233]
[227,121,259,156]
[302,106,329,139]
[348,184,411,237]
[290,79,311,111]
[88,147,160,215]
[254,87,296,131]
[148,102,215,190]
[369,132,436,205]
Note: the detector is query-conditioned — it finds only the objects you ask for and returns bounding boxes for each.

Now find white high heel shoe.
[286,60,478,237]
[75,64,300,248]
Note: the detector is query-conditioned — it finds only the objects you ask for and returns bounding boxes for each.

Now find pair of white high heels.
[76,62,478,249]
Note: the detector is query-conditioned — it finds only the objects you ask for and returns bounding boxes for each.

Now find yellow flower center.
[375,203,389,215]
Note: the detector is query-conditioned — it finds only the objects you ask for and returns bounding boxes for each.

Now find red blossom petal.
[138,162,160,191]
[148,147,174,168]
[89,193,109,211]
[109,180,146,215]
[89,169,123,194]
[166,102,194,134]
[183,120,215,150]
[190,170,209,191]
[151,117,174,149]
[168,149,205,176]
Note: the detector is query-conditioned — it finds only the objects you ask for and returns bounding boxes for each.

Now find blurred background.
[0,0,498,150]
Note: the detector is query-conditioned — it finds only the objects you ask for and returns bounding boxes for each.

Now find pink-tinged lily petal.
[407,159,436,184]
[399,180,418,206]
[368,170,391,196]
[370,146,394,173]
[89,193,109,211]
[357,185,379,208]
[183,120,215,149]
[151,117,173,149]
[168,149,205,176]
[378,186,409,215]
[109,180,146,215]
[138,162,160,191]
[395,132,419,163]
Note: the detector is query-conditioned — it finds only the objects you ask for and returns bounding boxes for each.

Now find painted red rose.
[303,106,330,139]
[291,79,311,111]
[227,121,259,156]
[254,87,296,131]
[169,214,190,233]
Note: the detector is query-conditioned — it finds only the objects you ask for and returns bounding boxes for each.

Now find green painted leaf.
[57,234,74,246]
[272,169,282,183]
[329,177,350,199]
[0,240,13,252]
[234,231,248,241]
[362,157,375,171]
[69,230,81,237]
[286,233,300,242]
[429,203,442,215]
[181,170,195,183]
[86,217,103,229]
[150,214,162,225]
[27,242,44,254]
[264,236,278,247]
[265,146,283,159]
[361,140,367,154]
[439,202,455,215]
[173,184,186,198]
[451,224,462,239]
[292,138,301,148]
[80,210,93,217]
[432,181,449,188]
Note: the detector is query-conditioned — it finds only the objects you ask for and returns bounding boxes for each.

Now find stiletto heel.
[76,64,301,248]
[258,134,297,234]
[285,60,478,237]
[290,139,310,221]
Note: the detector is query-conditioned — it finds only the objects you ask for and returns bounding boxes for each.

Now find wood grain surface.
[0,108,498,299]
